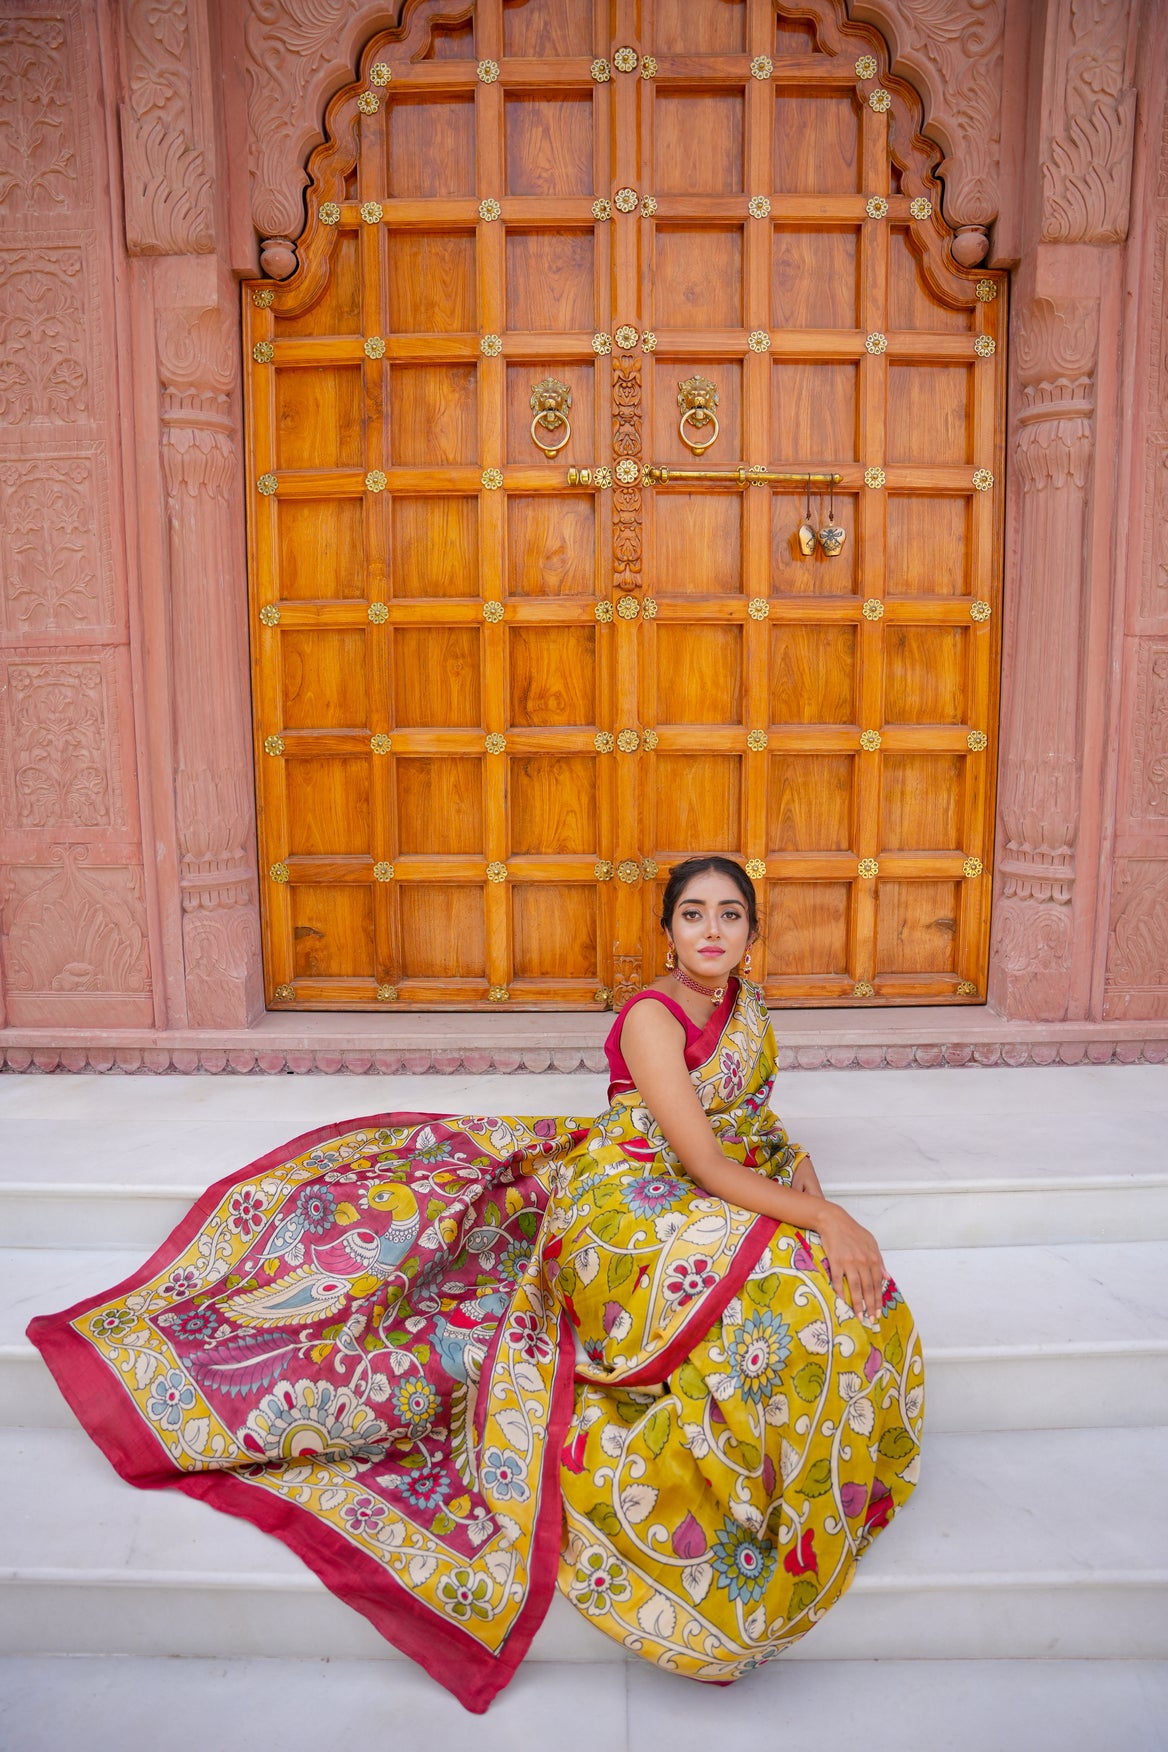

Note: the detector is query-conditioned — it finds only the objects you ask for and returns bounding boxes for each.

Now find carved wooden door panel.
[244,0,1005,1011]
[628,0,1005,1008]
[247,0,621,1011]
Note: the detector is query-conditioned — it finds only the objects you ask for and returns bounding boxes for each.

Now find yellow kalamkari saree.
[29,980,922,1711]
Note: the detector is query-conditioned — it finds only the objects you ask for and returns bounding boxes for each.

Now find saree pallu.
[28,982,923,1712]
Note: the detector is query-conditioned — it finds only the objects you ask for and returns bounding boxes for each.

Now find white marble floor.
[1,1655,1166,1752]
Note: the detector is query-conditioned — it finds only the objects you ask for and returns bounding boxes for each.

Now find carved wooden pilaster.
[612,356,642,592]
[993,296,1098,1020]
[157,301,262,1026]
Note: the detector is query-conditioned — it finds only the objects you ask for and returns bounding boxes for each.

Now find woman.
[29,857,922,1713]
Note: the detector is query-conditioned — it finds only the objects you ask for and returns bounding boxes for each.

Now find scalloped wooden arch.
[248,0,1005,315]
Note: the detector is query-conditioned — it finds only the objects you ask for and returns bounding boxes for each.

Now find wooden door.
[244,0,1005,1012]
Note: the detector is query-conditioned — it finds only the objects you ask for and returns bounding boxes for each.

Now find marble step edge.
[6,1342,1167,1436]
[2,1567,1164,1666]
[6,1339,1165,1369]
[7,1172,1165,1200]
[7,1176,1165,1253]
[5,1565,1166,1595]
[4,1023,1167,1077]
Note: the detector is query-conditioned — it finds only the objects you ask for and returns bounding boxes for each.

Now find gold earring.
[743,949,752,975]
[665,944,675,969]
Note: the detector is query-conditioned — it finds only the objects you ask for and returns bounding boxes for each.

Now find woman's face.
[667,874,753,987]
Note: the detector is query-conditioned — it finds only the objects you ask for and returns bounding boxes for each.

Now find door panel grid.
[244,0,1004,1010]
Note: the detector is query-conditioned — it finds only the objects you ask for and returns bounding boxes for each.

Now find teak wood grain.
[245,0,1004,1011]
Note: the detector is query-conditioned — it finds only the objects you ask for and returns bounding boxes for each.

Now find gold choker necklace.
[673,966,726,1003]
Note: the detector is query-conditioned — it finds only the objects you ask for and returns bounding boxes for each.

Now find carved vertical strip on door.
[476,0,509,998]
[854,85,889,990]
[611,2,644,1003]
[744,0,773,983]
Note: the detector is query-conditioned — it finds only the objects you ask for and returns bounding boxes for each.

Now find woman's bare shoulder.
[619,990,688,1046]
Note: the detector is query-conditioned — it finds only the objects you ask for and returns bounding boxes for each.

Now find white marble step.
[3,1065,1166,1252]
[1,1426,1164,1664]
[4,1241,1165,1435]
[1,1656,1166,1752]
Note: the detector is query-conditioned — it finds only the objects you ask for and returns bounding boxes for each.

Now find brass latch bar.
[645,466,842,485]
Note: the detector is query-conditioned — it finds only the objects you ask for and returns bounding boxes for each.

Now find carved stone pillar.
[991,0,1138,1023]
[993,297,1097,1020]
[157,298,263,1027]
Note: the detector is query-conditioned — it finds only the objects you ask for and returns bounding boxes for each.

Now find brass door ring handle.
[530,409,571,457]
[679,406,719,456]
[676,374,720,456]
[529,376,573,459]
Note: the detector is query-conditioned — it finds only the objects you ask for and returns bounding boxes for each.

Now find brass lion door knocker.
[677,375,720,456]
[529,377,572,458]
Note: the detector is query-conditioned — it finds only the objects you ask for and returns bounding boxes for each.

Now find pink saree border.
[25,1110,575,1714]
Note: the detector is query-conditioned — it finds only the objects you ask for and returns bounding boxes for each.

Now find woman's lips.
[699,948,724,957]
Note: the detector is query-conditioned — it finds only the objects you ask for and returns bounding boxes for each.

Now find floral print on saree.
[27,983,922,1710]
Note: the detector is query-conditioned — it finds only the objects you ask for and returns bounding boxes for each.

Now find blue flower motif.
[147,1368,196,1429]
[622,1174,688,1217]
[416,1142,453,1164]
[162,1305,221,1342]
[480,1445,529,1503]
[297,1185,337,1235]
[727,1309,792,1405]
[387,1455,451,1511]
[711,1516,777,1604]
[390,1377,438,1436]
[498,1237,534,1283]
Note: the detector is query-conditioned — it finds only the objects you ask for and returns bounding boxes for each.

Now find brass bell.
[817,484,846,556]
[797,477,816,556]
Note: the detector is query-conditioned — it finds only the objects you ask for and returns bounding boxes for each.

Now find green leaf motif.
[484,1201,501,1228]
[644,1407,671,1457]
[877,1425,915,1460]
[788,1576,819,1616]
[411,1342,431,1364]
[736,1440,761,1473]
[586,1501,622,1539]
[517,1209,540,1239]
[745,1274,780,1308]
[426,1198,445,1221]
[614,1396,643,1424]
[885,1330,905,1371]
[431,1511,455,1536]
[556,1265,578,1298]
[802,1456,834,1497]
[592,1212,622,1244]
[676,1361,708,1404]
[607,1252,636,1292]
[792,1361,826,1402]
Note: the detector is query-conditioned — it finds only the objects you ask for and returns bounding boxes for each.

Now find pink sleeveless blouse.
[604,980,738,1101]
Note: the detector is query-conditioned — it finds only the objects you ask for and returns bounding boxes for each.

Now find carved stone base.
[181,903,263,1029]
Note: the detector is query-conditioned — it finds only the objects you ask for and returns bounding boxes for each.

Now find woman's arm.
[620,1001,886,1321]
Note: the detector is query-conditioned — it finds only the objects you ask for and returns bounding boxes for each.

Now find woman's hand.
[790,1156,824,1199]
[808,1201,886,1327]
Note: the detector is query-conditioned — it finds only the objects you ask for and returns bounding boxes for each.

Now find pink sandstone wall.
[0,0,1164,1061]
